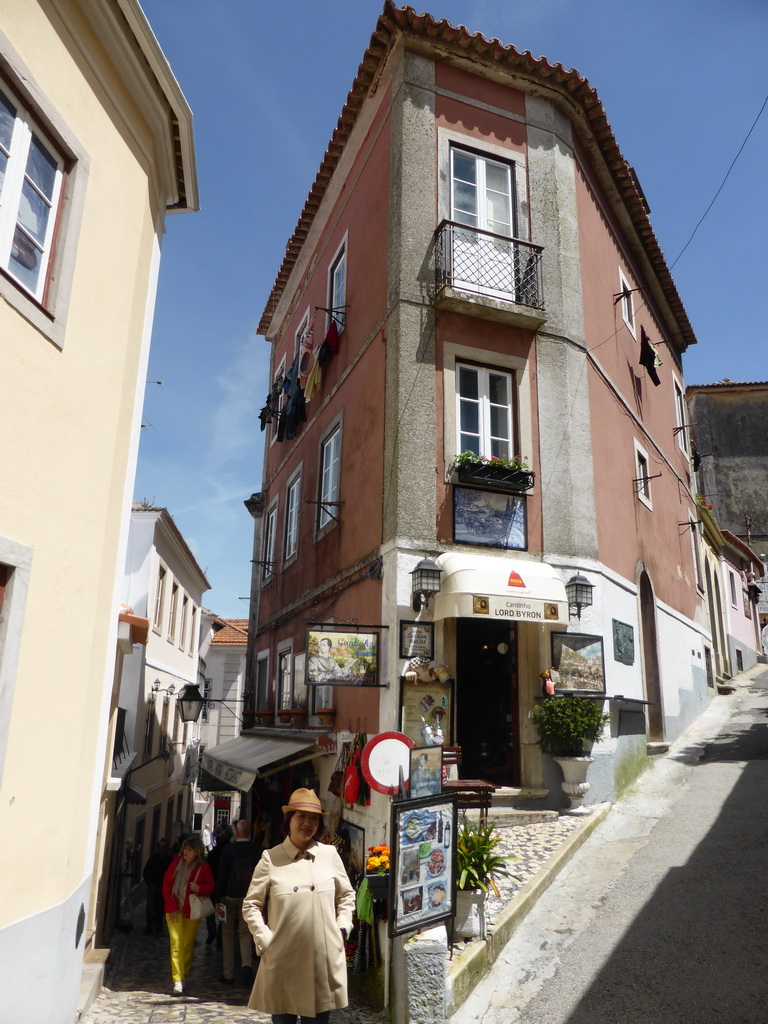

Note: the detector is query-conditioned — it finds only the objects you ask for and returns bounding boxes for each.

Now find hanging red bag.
[343,743,361,804]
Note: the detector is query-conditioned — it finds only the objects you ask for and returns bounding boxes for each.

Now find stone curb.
[446,803,612,1015]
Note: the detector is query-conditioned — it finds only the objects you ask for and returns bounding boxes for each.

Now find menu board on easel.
[389,792,457,938]
[399,676,453,746]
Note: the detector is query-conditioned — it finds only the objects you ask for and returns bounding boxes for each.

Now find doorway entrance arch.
[638,569,664,741]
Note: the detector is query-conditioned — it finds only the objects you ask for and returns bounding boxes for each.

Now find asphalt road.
[452,665,768,1024]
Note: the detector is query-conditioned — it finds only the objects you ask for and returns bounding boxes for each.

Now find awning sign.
[201,753,257,792]
[473,594,563,621]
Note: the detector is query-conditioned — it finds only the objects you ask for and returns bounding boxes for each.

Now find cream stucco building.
[0,2,197,1020]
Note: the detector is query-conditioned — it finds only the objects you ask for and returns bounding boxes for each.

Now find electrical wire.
[669,92,768,270]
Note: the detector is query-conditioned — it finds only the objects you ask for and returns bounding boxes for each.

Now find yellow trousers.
[166,912,200,982]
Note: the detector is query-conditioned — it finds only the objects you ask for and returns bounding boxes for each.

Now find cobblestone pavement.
[83,814,582,1023]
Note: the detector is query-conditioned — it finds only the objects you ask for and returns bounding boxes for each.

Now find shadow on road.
[562,683,768,1023]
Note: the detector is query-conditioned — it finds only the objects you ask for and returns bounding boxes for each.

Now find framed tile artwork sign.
[453,486,527,550]
[550,632,606,694]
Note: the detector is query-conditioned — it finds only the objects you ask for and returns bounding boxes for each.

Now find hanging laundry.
[303,354,322,401]
[325,319,340,355]
[639,329,661,386]
[282,352,307,440]
[298,327,315,388]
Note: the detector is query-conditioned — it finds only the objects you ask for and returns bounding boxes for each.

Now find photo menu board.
[389,793,457,938]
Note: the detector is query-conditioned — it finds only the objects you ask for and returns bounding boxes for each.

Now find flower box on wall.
[456,463,534,493]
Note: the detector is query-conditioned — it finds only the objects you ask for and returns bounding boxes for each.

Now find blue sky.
[136,0,767,617]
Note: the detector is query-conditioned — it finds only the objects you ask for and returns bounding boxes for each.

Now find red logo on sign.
[507,571,525,588]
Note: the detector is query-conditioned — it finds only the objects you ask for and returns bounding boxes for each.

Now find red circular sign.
[361,732,415,795]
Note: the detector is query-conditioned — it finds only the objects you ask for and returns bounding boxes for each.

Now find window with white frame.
[327,242,347,332]
[179,595,189,651]
[729,570,738,607]
[456,363,515,460]
[634,441,652,509]
[690,517,703,592]
[188,605,197,654]
[168,582,179,643]
[451,147,514,237]
[0,539,32,786]
[284,474,301,561]
[449,146,520,300]
[262,504,277,584]
[673,378,688,454]
[318,426,341,530]
[618,270,636,337]
[278,647,293,709]
[294,310,310,358]
[0,84,64,301]
[153,565,167,631]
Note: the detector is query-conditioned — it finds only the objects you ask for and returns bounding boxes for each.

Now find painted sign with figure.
[305,627,378,686]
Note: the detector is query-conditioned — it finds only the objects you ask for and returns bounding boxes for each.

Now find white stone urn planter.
[552,755,595,815]
[452,889,486,940]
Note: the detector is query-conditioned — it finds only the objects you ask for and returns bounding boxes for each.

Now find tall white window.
[153,566,167,631]
[0,85,64,300]
[450,147,516,299]
[328,243,347,331]
[456,363,514,460]
[168,583,179,643]
[262,506,277,583]
[179,595,189,651]
[284,475,301,560]
[451,148,513,236]
[673,379,688,454]
[618,270,636,337]
[318,427,341,529]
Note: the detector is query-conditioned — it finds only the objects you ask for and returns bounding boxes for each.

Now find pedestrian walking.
[242,788,355,1024]
[142,837,171,934]
[216,818,261,985]
[202,822,213,853]
[162,836,215,996]
[205,822,232,946]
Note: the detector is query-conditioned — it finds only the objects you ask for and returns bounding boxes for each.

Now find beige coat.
[242,836,355,1017]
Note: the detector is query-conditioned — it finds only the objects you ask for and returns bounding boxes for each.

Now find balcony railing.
[435,220,544,310]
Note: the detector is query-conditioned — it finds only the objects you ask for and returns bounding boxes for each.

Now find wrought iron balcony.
[435,220,544,311]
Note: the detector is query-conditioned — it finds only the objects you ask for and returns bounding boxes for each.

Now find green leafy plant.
[456,818,517,894]
[454,450,530,472]
[531,696,610,757]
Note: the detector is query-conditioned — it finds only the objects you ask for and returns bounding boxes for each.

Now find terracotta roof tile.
[211,618,249,645]
[257,2,695,351]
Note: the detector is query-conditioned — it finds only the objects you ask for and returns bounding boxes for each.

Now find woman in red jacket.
[162,836,215,995]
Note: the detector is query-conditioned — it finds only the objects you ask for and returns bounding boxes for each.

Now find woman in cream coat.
[243,788,355,1023]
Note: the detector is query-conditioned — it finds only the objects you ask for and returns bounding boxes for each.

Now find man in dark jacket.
[205,823,232,945]
[142,838,172,934]
[216,819,261,983]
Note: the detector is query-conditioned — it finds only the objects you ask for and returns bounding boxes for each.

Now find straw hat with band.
[282,788,326,815]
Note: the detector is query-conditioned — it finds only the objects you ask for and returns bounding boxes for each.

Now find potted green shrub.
[453,818,516,940]
[531,695,610,814]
